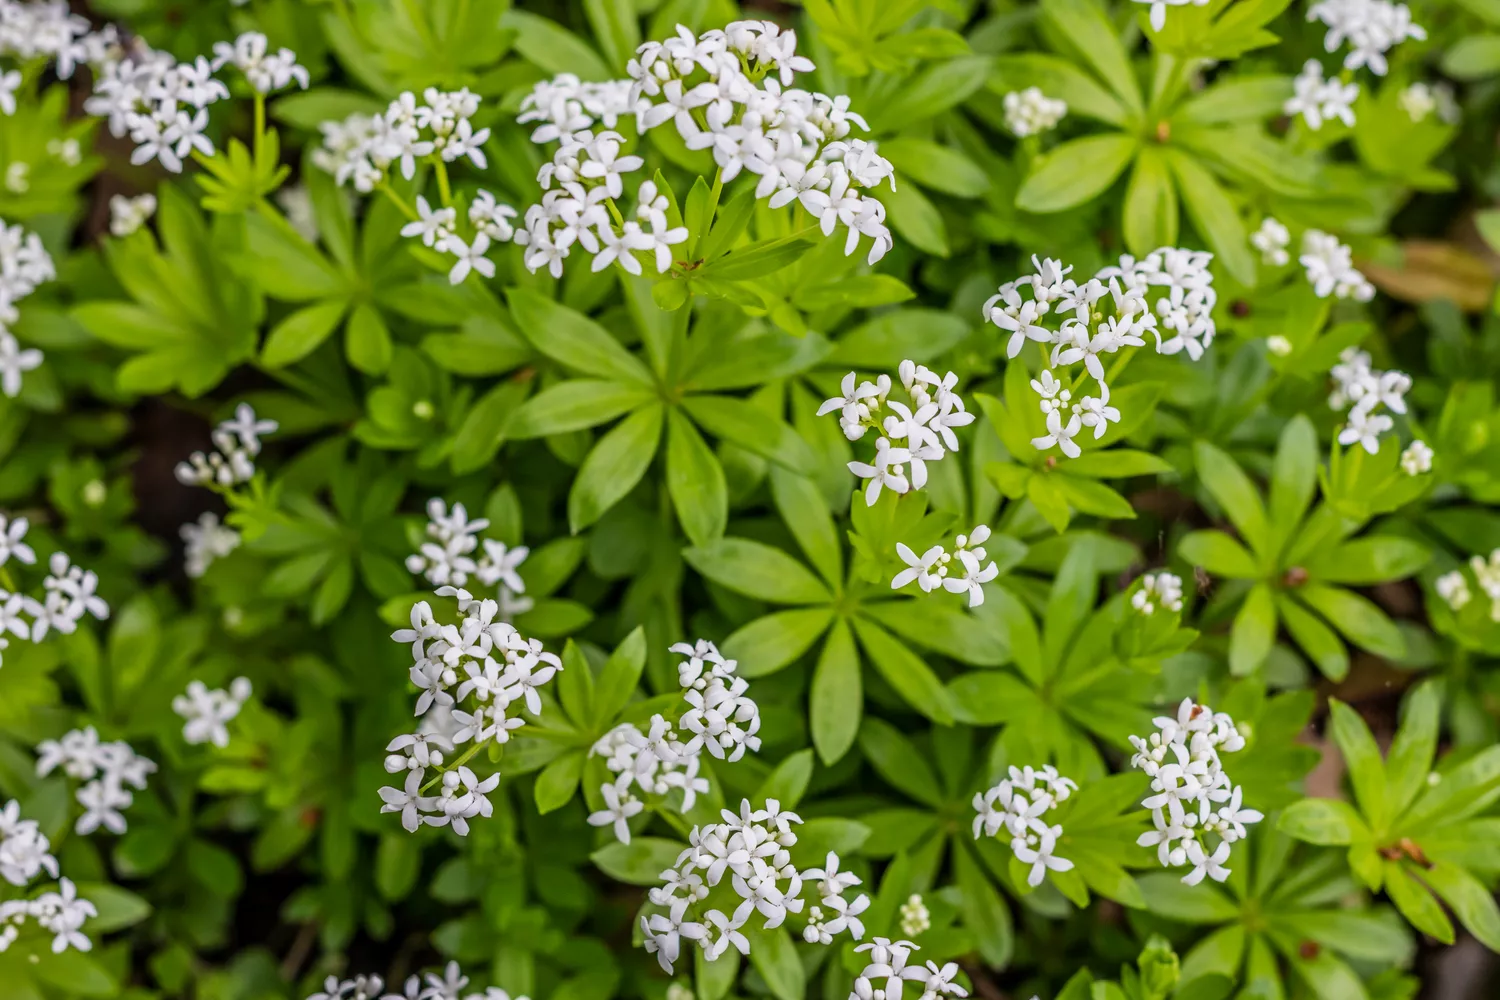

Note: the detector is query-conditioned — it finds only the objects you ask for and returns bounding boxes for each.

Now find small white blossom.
[1003,87,1067,136]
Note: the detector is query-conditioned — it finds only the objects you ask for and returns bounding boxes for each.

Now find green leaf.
[1180,530,1258,578]
[452,380,528,474]
[1386,681,1440,821]
[748,924,806,1000]
[1193,440,1269,556]
[681,395,816,474]
[1064,449,1174,478]
[1176,76,1293,125]
[947,670,1037,725]
[770,468,842,588]
[1229,583,1276,676]
[567,404,664,533]
[504,10,613,80]
[591,837,687,885]
[1384,864,1454,943]
[1268,414,1317,558]
[582,0,640,70]
[876,55,994,131]
[811,621,862,765]
[242,211,346,301]
[1165,148,1256,285]
[261,298,349,368]
[667,408,728,548]
[1052,473,1136,520]
[827,309,969,368]
[1041,0,1144,113]
[1329,698,1389,831]
[535,750,585,814]
[78,883,152,933]
[1016,133,1139,213]
[509,380,652,438]
[756,749,815,809]
[858,717,944,806]
[1123,147,1179,256]
[1278,594,1350,681]
[884,181,949,257]
[954,843,1014,967]
[698,236,813,280]
[684,538,832,604]
[1277,798,1365,845]
[851,618,955,724]
[31,951,117,997]
[723,608,835,678]
[1304,537,1430,585]
[1297,583,1405,659]
[1442,34,1500,80]
[879,138,990,197]
[507,287,653,384]
[346,302,392,374]
[593,627,647,729]
[861,599,1009,667]
[1136,873,1238,923]
[1423,861,1500,951]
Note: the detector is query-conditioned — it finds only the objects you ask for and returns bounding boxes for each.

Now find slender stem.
[434,158,453,208]
[606,196,626,229]
[709,168,723,211]
[253,94,266,162]
[0,567,14,593]
[378,182,421,221]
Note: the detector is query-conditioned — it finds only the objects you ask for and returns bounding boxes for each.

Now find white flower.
[442,232,496,285]
[109,194,157,237]
[589,782,644,843]
[181,512,240,578]
[942,550,999,608]
[1267,335,1293,357]
[848,437,912,506]
[1400,439,1433,476]
[1250,217,1290,266]
[1032,407,1082,459]
[1436,570,1471,611]
[1285,61,1358,130]
[0,330,41,398]
[1002,87,1067,136]
[0,515,35,568]
[1134,0,1210,31]
[1301,229,1374,301]
[400,196,457,248]
[892,544,945,593]
[31,878,95,953]
[173,678,252,747]
[1132,572,1184,615]
[1308,0,1425,76]
[1182,839,1232,885]
[1338,407,1393,454]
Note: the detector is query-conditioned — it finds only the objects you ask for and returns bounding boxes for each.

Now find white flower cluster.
[1250,217,1290,266]
[898,894,930,937]
[1438,550,1500,621]
[405,499,532,620]
[174,403,278,488]
[36,727,155,836]
[518,74,642,142]
[1329,346,1408,454]
[987,250,1216,459]
[180,511,240,578]
[1400,439,1433,476]
[587,640,761,843]
[0,545,110,667]
[1307,0,1425,76]
[972,765,1078,888]
[400,191,520,286]
[173,677,252,747]
[1129,698,1262,886]
[314,87,490,193]
[819,360,974,506]
[1399,82,1459,124]
[87,32,308,173]
[1002,87,1067,137]
[0,217,53,399]
[1301,229,1374,302]
[848,938,969,1000]
[380,590,559,835]
[308,961,519,1000]
[517,130,684,279]
[626,21,896,264]
[892,524,999,608]
[1135,0,1210,32]
[638,798,869,974]
[0,801,97,954]
[1284,60,1359,131]
[0,0,118,92]
[108,193,156,237]
[1132,572,1183,615]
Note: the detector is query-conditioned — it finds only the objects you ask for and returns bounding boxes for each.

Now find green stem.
[606,196,626,229]
[420,741,489,794]
[253,94,266,162]
[434,158,453,208]
[378,182,420,222]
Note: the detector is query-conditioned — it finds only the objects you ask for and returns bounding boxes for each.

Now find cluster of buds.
[1131,572,1184,616]
[1436,549,1500,622]
[405,498,532,620]
[818,360,974,506]
[174,403,278,489]
[35,728,155,836]
[0,533,110,667]
[1129,699,1262,885]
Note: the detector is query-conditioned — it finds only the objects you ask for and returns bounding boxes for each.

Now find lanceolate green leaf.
[567,404,664,533]
[1017,133,1139,214]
